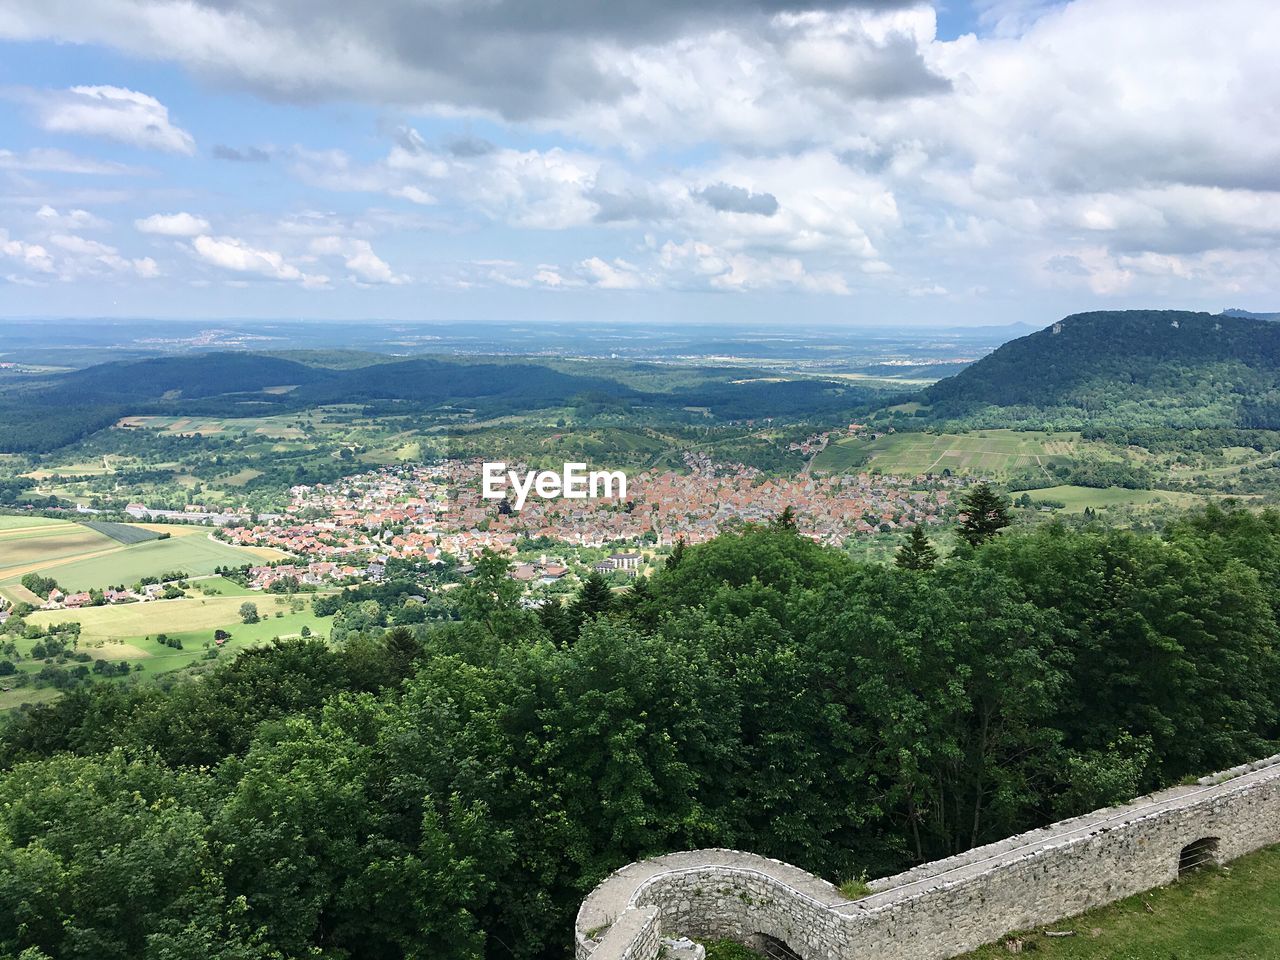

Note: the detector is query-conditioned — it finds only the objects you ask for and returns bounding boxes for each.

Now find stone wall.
[574,753,1280,960]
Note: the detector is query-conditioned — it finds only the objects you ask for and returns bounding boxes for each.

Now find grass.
[703,942,765,960]
[0,687,63,712]
[111,607,330,679]
[187,575,257,597]
[0,523,117,577]
[13,595,333,690]
[26,593,310,641]
[120,414,307,439]
[813,430,1088,477]
[1027,485,1206,512]
[838,876,873,900]
[0,583,43,605]
[962,844,1280,959]
[0,515,68,530]
[3,534,288,592]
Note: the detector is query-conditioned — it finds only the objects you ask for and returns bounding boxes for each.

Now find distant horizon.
[0,307,1271,333]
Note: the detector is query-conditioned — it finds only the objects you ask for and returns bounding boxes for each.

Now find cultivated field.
[26,593,318,641]
[81,520,162,544]
[1027,485,1206,512]
[0,582,43,605]
[813,430,1086,476]
[0,523,117,577]
[0,515,69,530]
[19,535,287,591]
[120,414,307,439]
[9,593,333,699]
[0,518,288,589]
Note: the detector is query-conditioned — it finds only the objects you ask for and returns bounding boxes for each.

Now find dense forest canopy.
[924,310,1280,429]
[0,505,1278,959]
[0,353,884,453]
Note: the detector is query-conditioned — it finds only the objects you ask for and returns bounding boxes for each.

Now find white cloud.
[3,0,1280,306]
[135,211,211,236]
[0,227,159,280]
[580,256,648,290]
[0,147,144,175]
[25,85,195,154]
[35,205,107,230]
[310,235,407,284]
[0,229,56,274]
[191,234,327,286]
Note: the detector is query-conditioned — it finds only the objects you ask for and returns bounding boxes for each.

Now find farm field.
[188,574,258,596]
[0,582,43,605]
[0,515,69,530]
[813,430,1090,476]
[1026,485,1207,512]
[24,592,307,641]
[0,519,288,590]
[0,522,117,577]
[115,607,331,678]
[0,687,62,713]
[81,520,162,544]
[961,845,1280,959]
[119,414,308,439]
[5,595,333,708]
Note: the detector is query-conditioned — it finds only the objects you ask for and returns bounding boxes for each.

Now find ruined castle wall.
[574,754,1280,960]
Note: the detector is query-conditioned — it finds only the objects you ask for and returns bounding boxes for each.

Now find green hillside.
[924,310,1280,429]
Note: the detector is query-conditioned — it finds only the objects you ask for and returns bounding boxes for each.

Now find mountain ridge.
[923,309,1280,429]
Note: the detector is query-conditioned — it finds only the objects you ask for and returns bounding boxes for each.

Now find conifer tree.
[896,524,938,570]
[665,537,687,570]
[956,481,1012,547]
[571,572,614,628]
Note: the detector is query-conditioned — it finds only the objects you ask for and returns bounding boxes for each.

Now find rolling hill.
[0,352,885,453]
[924,310,1280,429]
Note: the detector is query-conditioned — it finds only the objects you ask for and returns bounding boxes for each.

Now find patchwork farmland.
[0,517,288,590]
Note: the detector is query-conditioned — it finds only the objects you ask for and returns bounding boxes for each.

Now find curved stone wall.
[575,753,1280,960]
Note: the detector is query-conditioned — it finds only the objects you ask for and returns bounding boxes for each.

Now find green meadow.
[813,429,1086,476]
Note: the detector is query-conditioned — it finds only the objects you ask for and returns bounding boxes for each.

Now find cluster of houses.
[210,455,963,566]
[39,582,174,611]
[105,450,970,595]
[243,559,388,591]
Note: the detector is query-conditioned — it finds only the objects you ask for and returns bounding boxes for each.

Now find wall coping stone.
[575,752,1280,960]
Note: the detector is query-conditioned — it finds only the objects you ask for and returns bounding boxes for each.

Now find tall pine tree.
[955,481,1012,547]
[896,524,938,570]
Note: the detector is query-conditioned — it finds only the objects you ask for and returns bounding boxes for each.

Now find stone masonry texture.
[574,754,1280,960]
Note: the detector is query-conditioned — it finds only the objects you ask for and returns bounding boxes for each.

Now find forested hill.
[0,351,882,452]
[923,310,1280,429]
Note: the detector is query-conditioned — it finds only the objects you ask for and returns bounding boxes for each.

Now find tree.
[956,482,1012,548]
[571,572,614,634]
[383,625,422,680]
[239,602,260,625]
[665,538,687,570]
[772,505,798,530]
[896,525,938,571]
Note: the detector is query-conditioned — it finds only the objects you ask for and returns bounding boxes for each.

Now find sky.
[0,0,1276,327]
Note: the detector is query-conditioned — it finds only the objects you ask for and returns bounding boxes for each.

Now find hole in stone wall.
[745,933,803,960]
[1178,836,1221,875]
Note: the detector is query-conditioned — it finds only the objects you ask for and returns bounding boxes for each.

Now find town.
[190,452,965,590]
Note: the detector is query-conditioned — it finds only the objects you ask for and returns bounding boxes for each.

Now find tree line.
[0,501,1278,958]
